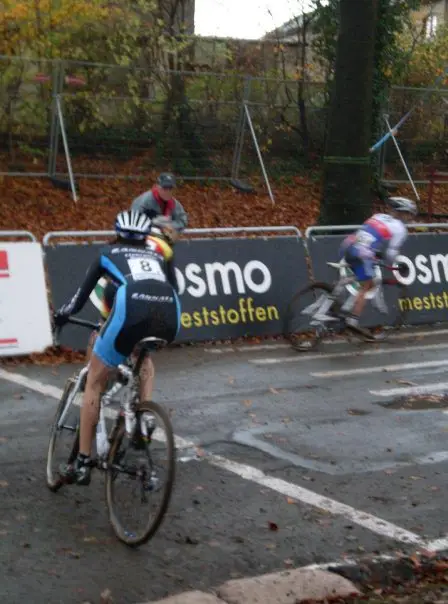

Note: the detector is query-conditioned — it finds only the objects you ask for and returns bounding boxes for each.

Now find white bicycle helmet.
[387,196,418,216]
[115,210,152,240]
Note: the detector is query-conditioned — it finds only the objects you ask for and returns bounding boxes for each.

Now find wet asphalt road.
[0,327,447,604]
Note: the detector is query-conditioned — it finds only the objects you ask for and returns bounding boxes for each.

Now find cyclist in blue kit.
[53,210,180,485]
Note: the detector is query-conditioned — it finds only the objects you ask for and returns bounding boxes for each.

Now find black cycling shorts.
[93,281,180,367]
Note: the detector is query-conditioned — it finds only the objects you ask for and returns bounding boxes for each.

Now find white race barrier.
[0,242,53,356]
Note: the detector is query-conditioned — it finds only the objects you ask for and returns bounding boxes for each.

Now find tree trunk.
[319,0,378,225]
[298,18,311,159]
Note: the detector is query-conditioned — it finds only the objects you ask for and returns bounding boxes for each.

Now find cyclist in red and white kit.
[339,196,417,329]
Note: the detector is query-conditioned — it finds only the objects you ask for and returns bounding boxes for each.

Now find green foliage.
[312,0,423,180]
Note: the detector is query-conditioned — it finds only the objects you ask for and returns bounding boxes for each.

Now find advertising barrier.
[44,234,310,350]
[0,242,53,356]
[306,229,448,327]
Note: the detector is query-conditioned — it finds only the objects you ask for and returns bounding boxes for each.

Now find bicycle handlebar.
[376,261,396,271]
[53,315,102,348]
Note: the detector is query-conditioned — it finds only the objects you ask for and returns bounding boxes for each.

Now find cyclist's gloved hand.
[53,310,70,327]
[394,261,409,276]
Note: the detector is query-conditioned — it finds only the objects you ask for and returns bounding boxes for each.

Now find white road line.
[374,328,448,340]
[250,342,448,365]
[370,382,448,397]
[205,328,448,354]
[0,368,195,451]
[206,343,290,354]
[425,535,448,552]
[312,359,448,378]
[0,368,442,548]
[0,367,63,399]
[208,455,424,546]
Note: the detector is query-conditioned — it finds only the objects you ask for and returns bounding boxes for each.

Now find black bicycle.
[284,259,409,352]
[45,316,175,547]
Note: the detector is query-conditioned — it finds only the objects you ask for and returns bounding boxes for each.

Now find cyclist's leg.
[344,249,375,326]
[78,353,110,453]
[61,286,128,485]
[348,279,374,323]
[139,356,155,401]
[86,328,99,363]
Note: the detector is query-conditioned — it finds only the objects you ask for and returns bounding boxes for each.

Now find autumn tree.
[0,0,200,169]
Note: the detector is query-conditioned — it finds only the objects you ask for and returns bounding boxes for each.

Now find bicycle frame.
[302,263,390,324]
[54,317,159,467]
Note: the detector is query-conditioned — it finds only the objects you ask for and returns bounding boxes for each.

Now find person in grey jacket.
[131,172,188,243]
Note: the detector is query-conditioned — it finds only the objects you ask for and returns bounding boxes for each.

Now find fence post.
[243,102,275,205]
[49,60,65,178]
[55,94,78,202]
[378,98,389,184]
[48,60,57,176]
[231,76,252,180]
[384,114,420,202]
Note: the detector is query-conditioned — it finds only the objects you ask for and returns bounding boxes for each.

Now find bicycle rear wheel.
[105,401,175,547]
[46,377,81,492]
[284,282,340,351]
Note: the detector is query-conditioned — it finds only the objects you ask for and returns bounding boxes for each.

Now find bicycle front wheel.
[46,378,80,492]
[105,401,175,547]
[284,282,338,352]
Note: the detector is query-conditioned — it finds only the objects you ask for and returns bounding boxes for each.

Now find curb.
[139,548,448,604]
[323,548,448,589]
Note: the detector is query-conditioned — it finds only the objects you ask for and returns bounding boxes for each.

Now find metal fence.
[380,85,448,185]
[2,55,447,185]
[0,55,328,181]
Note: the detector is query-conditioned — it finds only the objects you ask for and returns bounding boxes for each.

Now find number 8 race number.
[127,257,164,282]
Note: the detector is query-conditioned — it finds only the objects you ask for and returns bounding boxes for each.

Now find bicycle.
[45,316,176,548]
[284,259,409,352]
